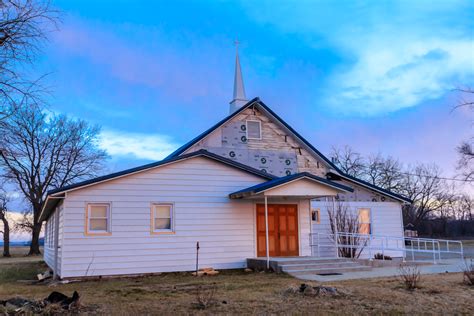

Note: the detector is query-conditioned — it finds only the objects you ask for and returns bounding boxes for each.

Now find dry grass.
[0,262,473,315]
[0,247,44,265]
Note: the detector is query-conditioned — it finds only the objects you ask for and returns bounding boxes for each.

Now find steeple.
[229,40,248,113]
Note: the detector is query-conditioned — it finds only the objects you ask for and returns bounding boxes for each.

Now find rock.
[37,270,52,281]
[244,268,253,273]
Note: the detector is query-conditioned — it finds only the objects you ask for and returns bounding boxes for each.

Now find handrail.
[309,231,464,263]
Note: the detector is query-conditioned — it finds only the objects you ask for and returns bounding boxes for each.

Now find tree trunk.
[28,222,42,255]
[1,217,10,257]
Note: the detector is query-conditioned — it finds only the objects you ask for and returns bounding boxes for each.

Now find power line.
[397,172,473,183]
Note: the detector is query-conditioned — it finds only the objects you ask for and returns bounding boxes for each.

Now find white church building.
[40,50,411,279]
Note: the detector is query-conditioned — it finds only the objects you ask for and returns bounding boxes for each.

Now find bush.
[398,264,421,290]
[374,253,392,260]
[193,283,217,309]
[462,259,474,286]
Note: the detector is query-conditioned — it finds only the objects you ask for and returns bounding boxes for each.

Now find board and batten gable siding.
[58,156,270,278]
[310,201,404,258]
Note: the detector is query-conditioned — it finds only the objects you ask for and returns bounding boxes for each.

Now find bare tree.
[0,103,107,255]
[453,87,474,181]
[0,185,11,257]
[366,154,404,192]
[327,201,366,258]
[331,145,366,178]
[401,164,455,228]
[457,142,474,182]
[0,0,59,120]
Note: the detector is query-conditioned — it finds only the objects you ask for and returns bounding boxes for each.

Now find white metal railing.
[309,232,464,263]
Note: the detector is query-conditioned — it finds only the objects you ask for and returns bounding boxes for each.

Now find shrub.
[462,259,474,286]
[193,283,217,309]
[398,264,421,290]
[374,253,392,260]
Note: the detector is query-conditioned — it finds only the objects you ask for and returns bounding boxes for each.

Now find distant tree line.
[331,146,474,238]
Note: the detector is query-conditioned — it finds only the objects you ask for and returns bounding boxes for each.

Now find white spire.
[229,40,248,113]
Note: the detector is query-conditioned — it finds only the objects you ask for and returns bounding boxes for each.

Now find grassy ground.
[0,247,43,265]
[0,261,472,314]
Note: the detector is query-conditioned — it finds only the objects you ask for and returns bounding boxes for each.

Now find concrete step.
[270,258,355,265]
[287,265,372,276]
[280,261,363,271]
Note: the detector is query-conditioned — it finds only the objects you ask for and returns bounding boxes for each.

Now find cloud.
[240,0,474,116]
[99,129,179,161]
[326,39,474,115]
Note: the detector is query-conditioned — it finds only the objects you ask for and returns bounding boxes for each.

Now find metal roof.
[47,149,275,196]
[326,172,413,203]
[229,172,354,199]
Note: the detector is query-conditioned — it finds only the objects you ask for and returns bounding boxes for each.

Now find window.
[151,203,174,234]
[358,208,371,235]
[86,203,111,235]
[246,120,261,140]
[311,208,320,223]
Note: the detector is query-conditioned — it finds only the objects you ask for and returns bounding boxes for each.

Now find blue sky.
[35,0,473,179]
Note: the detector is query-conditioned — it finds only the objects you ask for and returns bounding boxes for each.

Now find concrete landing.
[293,259,465,282]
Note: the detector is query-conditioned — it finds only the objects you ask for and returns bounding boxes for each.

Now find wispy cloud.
[326,39,473,115]
[241,0,474,116]
[99,129,179,161]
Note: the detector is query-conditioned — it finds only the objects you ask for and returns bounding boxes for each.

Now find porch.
[229,172,354,268]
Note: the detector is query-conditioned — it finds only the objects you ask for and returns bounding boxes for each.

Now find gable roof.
[166,97,343,173]
[229,172,353,199]
[326,171,413,204]
[167,97,411,204]
[47,149,275,196]
[40,149,275,222]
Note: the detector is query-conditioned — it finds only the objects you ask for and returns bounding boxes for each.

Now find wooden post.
[265,196,270,270]
[332,197,338,258]
[195,241,200,275]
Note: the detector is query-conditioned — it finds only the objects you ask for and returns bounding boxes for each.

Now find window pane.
[155,218,171,230]
[155,205,171,218]
[359,223,371,235]
[247,121,261,139]
[358,209,370,224]
[90,205,108,218]
[90,219,107,231]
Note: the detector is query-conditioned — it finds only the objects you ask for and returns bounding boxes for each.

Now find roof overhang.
[229,172,353,199]
[40,149,276,222]
[39,193,65,222]
[326,172,413,204]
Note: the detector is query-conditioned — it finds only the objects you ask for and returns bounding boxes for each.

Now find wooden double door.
[256,204,299,257]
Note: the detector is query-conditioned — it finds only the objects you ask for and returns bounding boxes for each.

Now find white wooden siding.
[59,157,268,278]
[44,203,64,276]
[311,201,404,258]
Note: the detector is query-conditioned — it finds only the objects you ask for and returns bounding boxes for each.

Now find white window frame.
[311,208,321,224]
[85,203,111,236]
[358,208,372,235]
[151,203,175,234]
[246,120,262,140]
